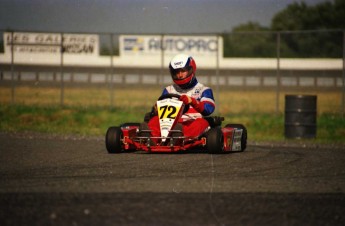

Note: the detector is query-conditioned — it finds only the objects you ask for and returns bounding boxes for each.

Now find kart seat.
[144,112,152,122]
[203,116,224,127]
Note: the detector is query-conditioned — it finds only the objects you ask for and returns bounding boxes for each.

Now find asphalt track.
[1,132,345,226]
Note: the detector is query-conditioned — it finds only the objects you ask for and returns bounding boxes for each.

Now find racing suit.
[148,78,215,137]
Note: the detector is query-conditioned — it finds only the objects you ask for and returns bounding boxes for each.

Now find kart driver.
[144,53,215,138]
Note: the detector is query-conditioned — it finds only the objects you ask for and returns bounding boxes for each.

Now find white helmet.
[169,54,197,88]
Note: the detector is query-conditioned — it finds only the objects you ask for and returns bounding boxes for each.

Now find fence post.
[10,31,15,105]
[342,30,345,117]
[60,32,64,107]
[276,32,281,114]
[160,34,165,86]
[215,34,220,115]
[110,33,115,109]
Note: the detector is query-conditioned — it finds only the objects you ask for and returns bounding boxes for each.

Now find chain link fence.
[0,29,344,115]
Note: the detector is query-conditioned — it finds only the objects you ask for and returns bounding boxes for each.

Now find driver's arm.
[180,89,215,116]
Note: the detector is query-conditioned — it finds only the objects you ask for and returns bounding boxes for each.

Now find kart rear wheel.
[105,126,123,154]
[206,127,224,154]
[225,124,247,152]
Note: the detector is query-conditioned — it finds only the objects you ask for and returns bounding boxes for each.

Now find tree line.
[223,0,345,58]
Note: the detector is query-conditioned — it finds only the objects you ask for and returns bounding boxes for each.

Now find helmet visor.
[170,66,193,80]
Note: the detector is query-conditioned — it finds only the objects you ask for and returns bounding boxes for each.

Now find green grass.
[1,86,344,143]
[1,105,344,143]
[0,105,143,136]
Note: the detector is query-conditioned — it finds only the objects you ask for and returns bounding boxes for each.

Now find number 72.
[159,105,178,119]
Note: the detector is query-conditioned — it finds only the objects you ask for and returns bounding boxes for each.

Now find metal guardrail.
[0,65,342,89]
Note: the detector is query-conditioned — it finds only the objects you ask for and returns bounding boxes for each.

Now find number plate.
[157,98,184,140]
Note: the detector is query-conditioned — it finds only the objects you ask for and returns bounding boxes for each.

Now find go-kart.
[105,94,247,154]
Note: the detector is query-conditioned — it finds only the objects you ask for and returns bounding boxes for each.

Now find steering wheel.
[158,93,181,101]
[157,93,190,114]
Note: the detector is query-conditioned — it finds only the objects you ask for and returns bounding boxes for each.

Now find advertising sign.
[3,32,98,56]
[120,35,218,56]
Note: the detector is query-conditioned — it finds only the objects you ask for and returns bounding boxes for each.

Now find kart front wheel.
[105,126,123,154]
[206,127,224,154]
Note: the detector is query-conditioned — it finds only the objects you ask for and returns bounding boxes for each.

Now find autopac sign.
[120,35,219,56]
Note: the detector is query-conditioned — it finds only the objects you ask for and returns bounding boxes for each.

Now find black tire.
[105,126,123,154]
[225,124,247,152]
[206,127,224,154]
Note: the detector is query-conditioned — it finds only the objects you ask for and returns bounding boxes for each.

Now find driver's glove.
[180,95,192,105]
[180,95,205,113]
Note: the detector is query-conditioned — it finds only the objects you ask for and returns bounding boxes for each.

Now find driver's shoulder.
[195,82,212,93]
[165,84,181,94]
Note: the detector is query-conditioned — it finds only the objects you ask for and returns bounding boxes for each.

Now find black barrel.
[284,95,317,139]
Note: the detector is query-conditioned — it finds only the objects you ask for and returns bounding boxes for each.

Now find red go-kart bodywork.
[105,94,247,154]
[106,120,247,154]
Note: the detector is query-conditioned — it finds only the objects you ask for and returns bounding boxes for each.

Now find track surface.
[1,132,345,225]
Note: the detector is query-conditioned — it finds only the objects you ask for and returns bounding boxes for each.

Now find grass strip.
[1,105,344,143]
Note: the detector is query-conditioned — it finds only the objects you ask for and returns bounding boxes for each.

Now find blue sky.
[0,0,327,34]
